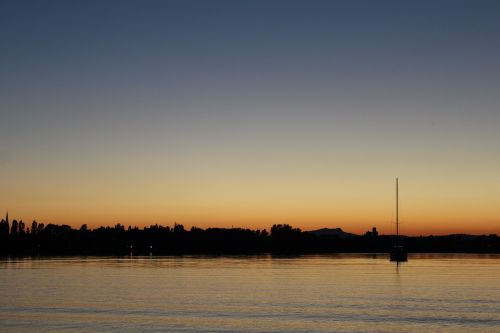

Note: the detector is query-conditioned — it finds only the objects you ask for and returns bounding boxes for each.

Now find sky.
[1,0,499,235]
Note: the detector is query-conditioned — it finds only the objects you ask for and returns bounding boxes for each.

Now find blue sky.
[1,0,499,233]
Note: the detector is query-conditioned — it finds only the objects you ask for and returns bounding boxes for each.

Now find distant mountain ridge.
[307,228,357,238]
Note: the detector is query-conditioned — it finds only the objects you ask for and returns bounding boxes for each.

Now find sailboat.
[390,177,408,262]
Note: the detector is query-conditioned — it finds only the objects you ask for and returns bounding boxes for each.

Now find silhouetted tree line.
[0,218,499,256]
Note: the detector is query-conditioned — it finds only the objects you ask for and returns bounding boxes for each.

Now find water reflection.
[0,254,499,333]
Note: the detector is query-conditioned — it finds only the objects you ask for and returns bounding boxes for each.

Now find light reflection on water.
[1,254,499,333]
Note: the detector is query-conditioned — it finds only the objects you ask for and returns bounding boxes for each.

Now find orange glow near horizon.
[3,174,499,236]
[1,213,497,236]
[2,115,499,237]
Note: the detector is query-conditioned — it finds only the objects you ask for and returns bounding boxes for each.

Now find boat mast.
[396,177,399,246]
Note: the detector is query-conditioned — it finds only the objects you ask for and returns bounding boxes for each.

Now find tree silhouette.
[0,218,498,256]
[10,220,18,235]
[31,221,38,235]
[18,221,25,234]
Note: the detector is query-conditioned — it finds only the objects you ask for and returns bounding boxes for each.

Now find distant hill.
[307,228,357,238]
[440,234,485,240]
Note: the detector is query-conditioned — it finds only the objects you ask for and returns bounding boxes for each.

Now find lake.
[1,254,499,332]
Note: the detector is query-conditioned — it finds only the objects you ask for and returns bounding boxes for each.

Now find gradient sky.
[1,0,499,235]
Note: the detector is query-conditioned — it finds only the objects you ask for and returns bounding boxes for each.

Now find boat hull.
[390,246,408,262]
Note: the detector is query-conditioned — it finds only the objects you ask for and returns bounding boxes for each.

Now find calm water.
[1,254,499,333]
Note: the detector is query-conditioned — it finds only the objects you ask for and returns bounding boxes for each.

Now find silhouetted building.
[365,227,378,238]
